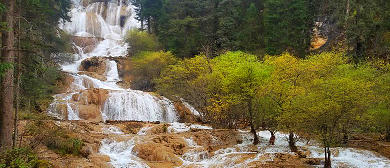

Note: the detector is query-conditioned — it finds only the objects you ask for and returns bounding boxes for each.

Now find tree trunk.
[288,132,298,152]
[147,16,151,34]
[251,124,259,145]
[247,98,258,145]
[385,126,390,141]
[13,3,22,148]
[141,19,144,30]
[324,146,331,168]
[269,130,275,145]
[0,0,16,152]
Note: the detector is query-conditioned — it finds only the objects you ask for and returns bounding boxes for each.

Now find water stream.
[48,0,390,167]
[48,0,178,123]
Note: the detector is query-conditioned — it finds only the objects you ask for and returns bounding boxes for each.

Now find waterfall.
[48,0,179,123]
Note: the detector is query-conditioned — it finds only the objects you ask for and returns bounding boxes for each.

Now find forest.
[0,0,390,167]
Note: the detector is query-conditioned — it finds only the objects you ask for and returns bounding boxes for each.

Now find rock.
[151,124,168,134]
[151,135,187,155]
[81,145,93,158]
[79,57,108,78]
[78,105,103,122]
[69,89,109,121]
[133,143,183,166]
[302,158,323,165]
[88,154,113,167]
[78,71,107,81]
[70,36,102,49]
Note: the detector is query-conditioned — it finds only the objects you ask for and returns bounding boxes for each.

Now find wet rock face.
[70,89,109,122]
[80,57,107,73]
[70,36,102,53]
[133,143,183,166]
[79,57,108,81]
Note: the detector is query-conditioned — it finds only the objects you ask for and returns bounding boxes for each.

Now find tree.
[283,53,375,168]
[129,51,177,91]
[238,2,263,52]
[207,51,271,145]
[0,0,15,152]
[125,29,159,56]
[156,55,212,121]
[264,0,314,57]
[367,62,390,140]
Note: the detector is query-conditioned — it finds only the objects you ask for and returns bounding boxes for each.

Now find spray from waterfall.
[48,0,179,123]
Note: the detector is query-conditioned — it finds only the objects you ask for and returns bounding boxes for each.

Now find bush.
[27,121,84,156]
[125,29,159,56]
[0,148,51,168]
[130,51,177,91]
[46,138,83,156]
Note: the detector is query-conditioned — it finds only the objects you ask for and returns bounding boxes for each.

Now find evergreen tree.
[264,0,314,57]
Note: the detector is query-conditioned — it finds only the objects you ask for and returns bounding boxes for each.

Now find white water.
[179,130,390,168]
[99,126,149,168]
[102,90,178,122]
[49,0,390,167]
[48,0,179,123]
[168,122,213,133]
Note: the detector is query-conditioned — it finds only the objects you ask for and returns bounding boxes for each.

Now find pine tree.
[0,0,16,152]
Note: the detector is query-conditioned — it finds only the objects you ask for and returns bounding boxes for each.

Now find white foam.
[99,138,149,168]
[102,90,179,122]
[103,125,124,135]
[181,99,200,116]
[168,122,213,133]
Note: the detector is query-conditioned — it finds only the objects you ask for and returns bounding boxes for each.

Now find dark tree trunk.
[0,0,15,152]
[141,19,144,30]
[248,98,258,145]
[269,130,275,145]
[13,3,22,148]
[385,126,390,141]
[324,146,331,168]
[147,16,151,34]
[251,124,259,145]
[288,132,298,152]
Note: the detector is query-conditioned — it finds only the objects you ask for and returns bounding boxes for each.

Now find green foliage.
[21,64,62,112]
[26,121,84,156]
[276,52,375,147]
[367,63,390,139]
[130,51,177,91]
[156,55,211,119]
[132,0,266,57]
[46,138,83,156]
[264,0,314,57]
[0,148,51,168]
[0,63,13,76]
[0,3,6,13]
[126,29,160,56]
[207,51,271,127]
[16,0,72,113]
[18,111,51,120]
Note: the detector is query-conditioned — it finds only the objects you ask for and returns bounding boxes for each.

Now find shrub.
[130,51,177,91]
[0,148,51,168]
[125,29,159,56]
[26,121,84,156]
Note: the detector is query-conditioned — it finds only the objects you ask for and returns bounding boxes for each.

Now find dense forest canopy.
[130,0,390,61]
[0,0,389,167]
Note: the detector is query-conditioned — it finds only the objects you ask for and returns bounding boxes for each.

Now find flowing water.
[48,0,178,123]
[48,0,390,167]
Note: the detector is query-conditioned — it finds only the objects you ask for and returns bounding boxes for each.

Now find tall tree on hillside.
[239,2,263,52]
[18,0,71,113]
[131,0,145,30]
[0,0,15,151]
[264,0,315,57]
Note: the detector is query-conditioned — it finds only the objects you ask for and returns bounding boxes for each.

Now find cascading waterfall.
[47,0,390,167]
[48,0,178,123]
